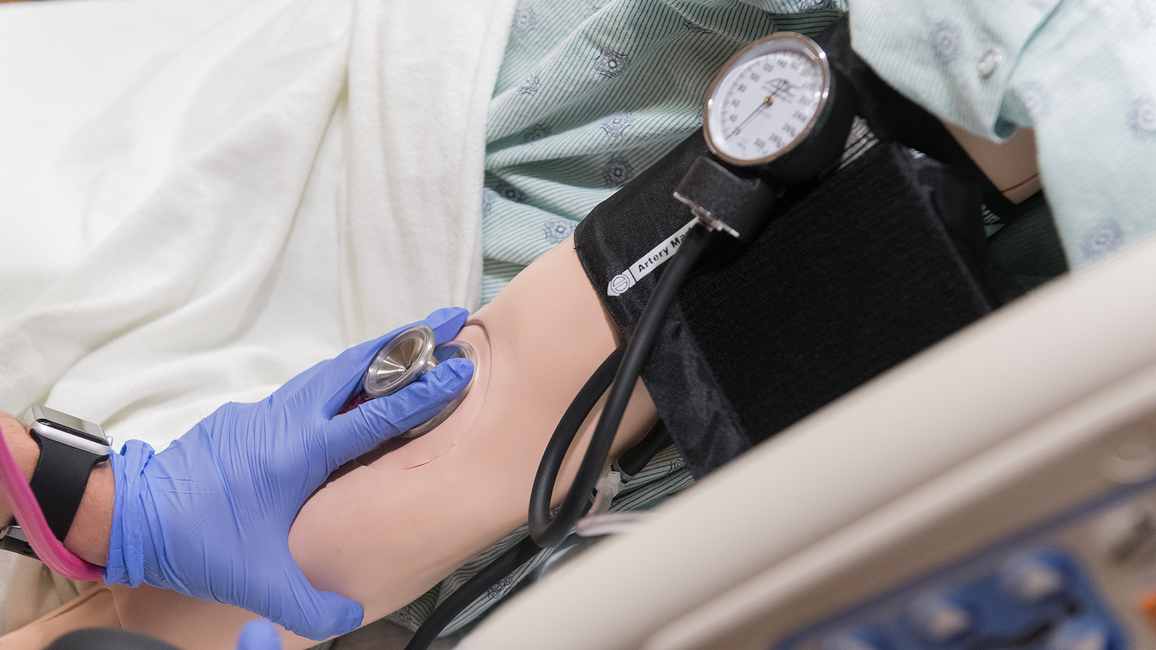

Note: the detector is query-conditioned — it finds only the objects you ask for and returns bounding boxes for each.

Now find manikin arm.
[945,123,1040,204]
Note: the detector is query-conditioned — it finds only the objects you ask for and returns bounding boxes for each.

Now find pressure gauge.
[703,32,853,183]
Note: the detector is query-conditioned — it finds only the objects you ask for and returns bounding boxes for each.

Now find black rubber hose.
[527,346,623,543]
[528,224,713,548]
[615,420,671,479]
[403,536,542,650]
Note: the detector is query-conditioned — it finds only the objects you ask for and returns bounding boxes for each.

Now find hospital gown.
[851,0,1156,269]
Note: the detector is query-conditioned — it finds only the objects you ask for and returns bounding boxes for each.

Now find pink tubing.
[0,420,103,581]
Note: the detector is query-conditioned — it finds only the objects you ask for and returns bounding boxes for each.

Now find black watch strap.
[29,436,108,541]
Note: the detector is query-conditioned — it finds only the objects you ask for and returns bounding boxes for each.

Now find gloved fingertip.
[425,306,470,323]
[428,356,474,388]
[424,307,470,344]
[236,620,282,650]
[323,356,475,461]
[325,595,365,640]
[343,607,365,637]
[285,591,364,641]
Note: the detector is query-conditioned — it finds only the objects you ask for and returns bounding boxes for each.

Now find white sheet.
[0,0,515,632]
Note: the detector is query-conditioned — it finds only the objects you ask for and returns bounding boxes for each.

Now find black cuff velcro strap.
[29,437,107,541]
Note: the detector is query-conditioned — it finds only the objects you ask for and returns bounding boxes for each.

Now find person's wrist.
[0,409,114,567]
[0,411,43,527]
[63,456,113,567]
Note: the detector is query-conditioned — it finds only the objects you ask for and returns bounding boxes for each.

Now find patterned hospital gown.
[851,0,1156,269]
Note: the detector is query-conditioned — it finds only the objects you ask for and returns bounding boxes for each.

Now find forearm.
[0,411,113,567]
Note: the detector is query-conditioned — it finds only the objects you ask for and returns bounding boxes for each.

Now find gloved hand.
[103,307,474,641]
[236,621,282,650]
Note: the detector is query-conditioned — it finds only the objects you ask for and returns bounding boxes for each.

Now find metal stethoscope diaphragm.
[340,325,476,439]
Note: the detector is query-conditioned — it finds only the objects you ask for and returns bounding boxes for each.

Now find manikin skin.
[942,123,1041,204]
[0,128,1041,650]
[0,237,659,650]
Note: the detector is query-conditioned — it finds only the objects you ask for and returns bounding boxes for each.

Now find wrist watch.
[0,407,112,559]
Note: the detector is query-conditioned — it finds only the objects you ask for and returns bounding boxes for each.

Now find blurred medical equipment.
[457,208,1156,650]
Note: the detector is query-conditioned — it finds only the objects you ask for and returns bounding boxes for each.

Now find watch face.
[27,406,109,445]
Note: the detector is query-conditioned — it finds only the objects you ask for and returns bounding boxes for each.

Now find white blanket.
[0,0,515,632]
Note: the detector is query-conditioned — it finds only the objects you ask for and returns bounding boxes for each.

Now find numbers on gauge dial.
[713,49,822,161]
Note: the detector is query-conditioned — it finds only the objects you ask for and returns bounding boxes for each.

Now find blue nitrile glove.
[236,620,282,650]
[103,307,474,641]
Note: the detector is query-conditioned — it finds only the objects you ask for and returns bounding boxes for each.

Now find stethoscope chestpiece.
[361,324,477,439]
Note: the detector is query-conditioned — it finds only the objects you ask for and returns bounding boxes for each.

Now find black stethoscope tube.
[526,347,621,545]
[616,419,672,479]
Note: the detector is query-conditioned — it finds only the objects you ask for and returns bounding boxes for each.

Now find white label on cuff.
[607,217,697,297]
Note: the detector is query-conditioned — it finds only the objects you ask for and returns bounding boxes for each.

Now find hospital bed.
[2,1,1150,648]
[456,229,1156,650]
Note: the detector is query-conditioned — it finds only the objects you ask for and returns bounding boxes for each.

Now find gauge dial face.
[704,34,830,166]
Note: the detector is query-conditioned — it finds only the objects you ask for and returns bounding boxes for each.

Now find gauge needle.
[728,95,773,140]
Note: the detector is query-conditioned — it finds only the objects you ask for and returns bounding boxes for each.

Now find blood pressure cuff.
[574,134,1017,478]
